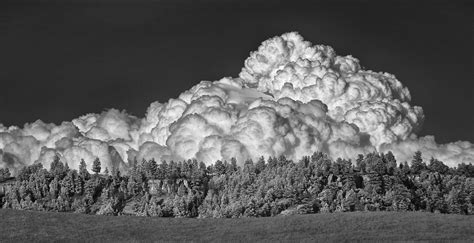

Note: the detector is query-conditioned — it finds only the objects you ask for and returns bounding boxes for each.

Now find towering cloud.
[0,32,472,174]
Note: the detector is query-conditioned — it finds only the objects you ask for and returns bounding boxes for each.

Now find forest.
[0,151,473,218]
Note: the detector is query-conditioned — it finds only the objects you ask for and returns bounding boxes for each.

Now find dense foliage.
[1,152,473,217]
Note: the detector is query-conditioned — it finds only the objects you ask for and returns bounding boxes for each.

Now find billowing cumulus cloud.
[0,32,472,174]
[239,32,423,148]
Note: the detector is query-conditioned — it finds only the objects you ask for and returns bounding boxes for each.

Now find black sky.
[0,0,472,143]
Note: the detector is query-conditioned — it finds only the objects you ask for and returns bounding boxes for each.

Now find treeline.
[0,151,473,217]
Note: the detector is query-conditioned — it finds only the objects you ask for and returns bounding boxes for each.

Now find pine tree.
[255,157,266,174]
[456,163,474,177]
[49,177,59,198]
[92,158,101,175]
[401,161,411,175]
[277,155,288,167]
[50,154,66,178]
[85,179,97,201]
[267,156,277,168]
[384,151,397,175]
[446,187,463,214]
[367,153,386,175]
[79,159,90,179]
[411,151,425,174]
[428,158,449,174]
[146,159,158,179]
[214,160,225,175]
[160,160,169,179]
[61,170,75,197]
[356,154,366,172]
[243,159,255,175]
[0,168,11,182]
[112,167,121,179]
[229,158,238,173]
[74,174,84,195]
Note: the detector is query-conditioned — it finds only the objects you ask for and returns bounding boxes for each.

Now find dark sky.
[0,0,472,143]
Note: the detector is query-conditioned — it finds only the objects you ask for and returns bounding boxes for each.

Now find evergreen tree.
[74,173,84,195]
[146,159,158,179]
[1,149,472,217]
[160,160,169,179]
[267,156,277,168]
[243,159,255,175]
[384,151,397,175]
[49,177,59,198]
[61,170,75,197]
[367,153,386,175]
[255,157,266,174]
[401,161,411,175]
[356,154,366,172]
[79,159,90,179]
[411,151,425,174]
[112,167,121,179]
[428,158,449,174]
[85,179,98,201]
[92,158,101,175]
[50,154,66,179]
[0,168,11,182]
[229,158,238,173]
[214,160,225,175]
[456,163,474,177]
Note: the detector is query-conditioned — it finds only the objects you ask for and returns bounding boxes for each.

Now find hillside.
[2,152,473,218]
[0,209,472,241]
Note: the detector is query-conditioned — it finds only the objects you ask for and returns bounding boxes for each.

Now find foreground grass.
[0,209,472,242]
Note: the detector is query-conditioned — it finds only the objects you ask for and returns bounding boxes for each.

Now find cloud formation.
[0,32,472,174]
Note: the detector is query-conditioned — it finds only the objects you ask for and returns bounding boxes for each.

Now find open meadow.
[0,209,472,242]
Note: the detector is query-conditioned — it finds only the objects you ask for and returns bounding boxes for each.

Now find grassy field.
[0,209,472,242]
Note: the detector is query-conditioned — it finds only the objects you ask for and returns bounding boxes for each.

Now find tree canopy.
[1,151,473,217]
